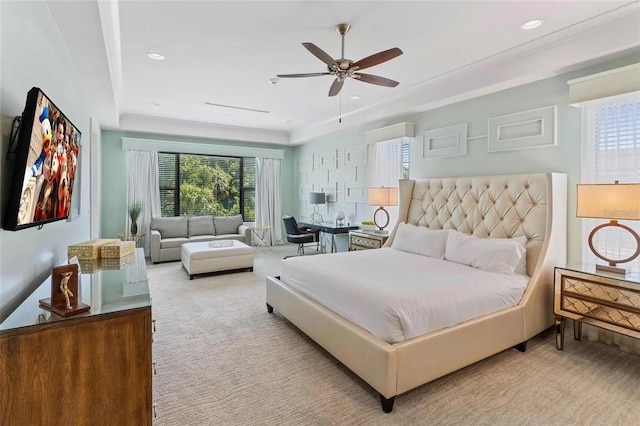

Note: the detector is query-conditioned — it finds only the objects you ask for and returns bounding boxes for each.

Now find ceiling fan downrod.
[336,23,350,60]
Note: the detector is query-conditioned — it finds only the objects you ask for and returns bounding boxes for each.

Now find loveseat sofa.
[150,214,253,263]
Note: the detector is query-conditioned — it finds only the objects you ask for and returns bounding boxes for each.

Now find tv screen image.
[3,88,81,231]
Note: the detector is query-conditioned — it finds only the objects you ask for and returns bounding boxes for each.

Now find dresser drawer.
[350,235,382,249]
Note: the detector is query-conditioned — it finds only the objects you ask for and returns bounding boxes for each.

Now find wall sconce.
[367,187,398,231]
[309,192,326,223]
[577,181,640,274]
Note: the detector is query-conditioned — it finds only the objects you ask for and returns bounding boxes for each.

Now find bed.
[266,173,567,412]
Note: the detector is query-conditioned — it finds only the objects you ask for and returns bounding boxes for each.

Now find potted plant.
[128,201,143,235]
[361,220,376,231]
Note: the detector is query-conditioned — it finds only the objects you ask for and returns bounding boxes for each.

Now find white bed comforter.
[279,248,529,343]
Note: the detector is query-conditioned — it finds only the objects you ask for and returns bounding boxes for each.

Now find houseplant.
[361,220,376,231]
[128,201,143,235]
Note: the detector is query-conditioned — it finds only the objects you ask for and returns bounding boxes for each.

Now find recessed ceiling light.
[147,52,166,61]
[350,95,361,101]
[521,19,543,30]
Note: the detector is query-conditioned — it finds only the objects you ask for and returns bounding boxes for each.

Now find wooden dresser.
[0,249,153,425]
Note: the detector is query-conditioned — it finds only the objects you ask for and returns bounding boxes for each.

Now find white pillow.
[391,222,449,259]
[444,230,526,274]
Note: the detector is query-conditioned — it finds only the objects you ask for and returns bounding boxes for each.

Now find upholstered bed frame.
[266,172,567,412]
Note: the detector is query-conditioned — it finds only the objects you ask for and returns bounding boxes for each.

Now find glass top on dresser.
[0,248,150,332]
[559,262,640,286]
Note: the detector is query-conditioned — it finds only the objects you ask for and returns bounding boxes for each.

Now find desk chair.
[282,215,319,255]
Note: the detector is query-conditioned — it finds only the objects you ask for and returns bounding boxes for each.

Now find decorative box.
[101,241,136,259]
[101,253,136,270]
[68,239,119,260]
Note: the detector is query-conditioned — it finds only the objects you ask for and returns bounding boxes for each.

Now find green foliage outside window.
[158,152,255,221]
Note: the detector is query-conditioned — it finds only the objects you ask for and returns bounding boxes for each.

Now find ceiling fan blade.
[353,73,399,87]
[302,42,338,67]
[277,72,332,78]
[328,78,344,97]
[353,47,403,71]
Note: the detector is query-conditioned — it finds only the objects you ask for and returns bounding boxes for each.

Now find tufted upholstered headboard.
[386,173,567,278]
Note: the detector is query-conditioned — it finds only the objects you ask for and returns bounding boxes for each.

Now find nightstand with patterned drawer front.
[554,265,640,350]
[349,230,389,251]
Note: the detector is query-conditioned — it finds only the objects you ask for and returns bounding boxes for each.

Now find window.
[582,93,640,269]
[158,152,256,221]
[402,140,410,179]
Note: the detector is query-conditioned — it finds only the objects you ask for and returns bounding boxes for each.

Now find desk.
[298,221,360,253]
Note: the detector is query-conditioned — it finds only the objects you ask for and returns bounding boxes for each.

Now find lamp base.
[595,264,631,276]
[310,204,323,223]
[373,206,390,231]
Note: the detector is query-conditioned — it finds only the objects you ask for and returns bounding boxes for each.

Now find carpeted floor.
[148,245,640,425]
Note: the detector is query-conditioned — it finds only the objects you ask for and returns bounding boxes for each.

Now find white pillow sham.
[444,230,526,275]
[391,222,449,259]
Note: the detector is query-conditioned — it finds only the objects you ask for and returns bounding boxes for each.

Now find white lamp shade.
[309,192,326,204]
[576,183,640,220]
[368,187,398,207]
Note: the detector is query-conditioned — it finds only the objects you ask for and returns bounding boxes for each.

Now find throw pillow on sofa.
[188,216,215,237]
[151,216,187,238]
[214,215,243,235]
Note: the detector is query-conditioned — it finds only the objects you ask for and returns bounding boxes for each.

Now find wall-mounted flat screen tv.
[3,87,81,231]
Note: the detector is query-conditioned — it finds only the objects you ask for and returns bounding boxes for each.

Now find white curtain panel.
[256,158,283,246]
[367,139,403,225]
[126,150,161,255]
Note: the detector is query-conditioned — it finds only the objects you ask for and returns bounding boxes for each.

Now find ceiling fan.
[277,23,403,97]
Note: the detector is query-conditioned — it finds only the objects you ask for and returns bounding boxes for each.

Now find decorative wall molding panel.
[422,123,468,159]
[299,154,314,172]
[344,144,368,168]
[344,182,366,203]
[488,105,556,152]
[317,149,337,170]
[320,184,337,203]
[299,185,312,200]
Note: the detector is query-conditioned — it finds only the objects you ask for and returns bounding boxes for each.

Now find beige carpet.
[148,245,640,425]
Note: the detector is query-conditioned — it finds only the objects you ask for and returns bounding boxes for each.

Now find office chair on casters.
[282,215,319,255]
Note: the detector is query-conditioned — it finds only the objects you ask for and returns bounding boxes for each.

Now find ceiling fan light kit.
[277,23,403,97]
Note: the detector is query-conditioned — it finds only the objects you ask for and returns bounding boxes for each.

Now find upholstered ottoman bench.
[181,240,254,279]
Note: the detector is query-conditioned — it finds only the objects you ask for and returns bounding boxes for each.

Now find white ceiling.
[47,1,640,145]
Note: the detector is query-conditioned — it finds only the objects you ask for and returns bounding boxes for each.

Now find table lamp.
[309,192,326,223]
[367,187,398,231]
[576,181,640,274]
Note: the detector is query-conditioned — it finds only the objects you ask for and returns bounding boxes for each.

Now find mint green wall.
[0,1,92,321]
[294,54,640,263]
[100,130,295,239]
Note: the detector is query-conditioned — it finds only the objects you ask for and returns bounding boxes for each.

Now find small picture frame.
[39,263,90,317]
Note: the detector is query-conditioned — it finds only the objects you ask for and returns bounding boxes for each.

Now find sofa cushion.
[152,216,188,239]
[188,216,215,237]
[214,215,243,235]
[189,235,215,243]
[160,237,189,249]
